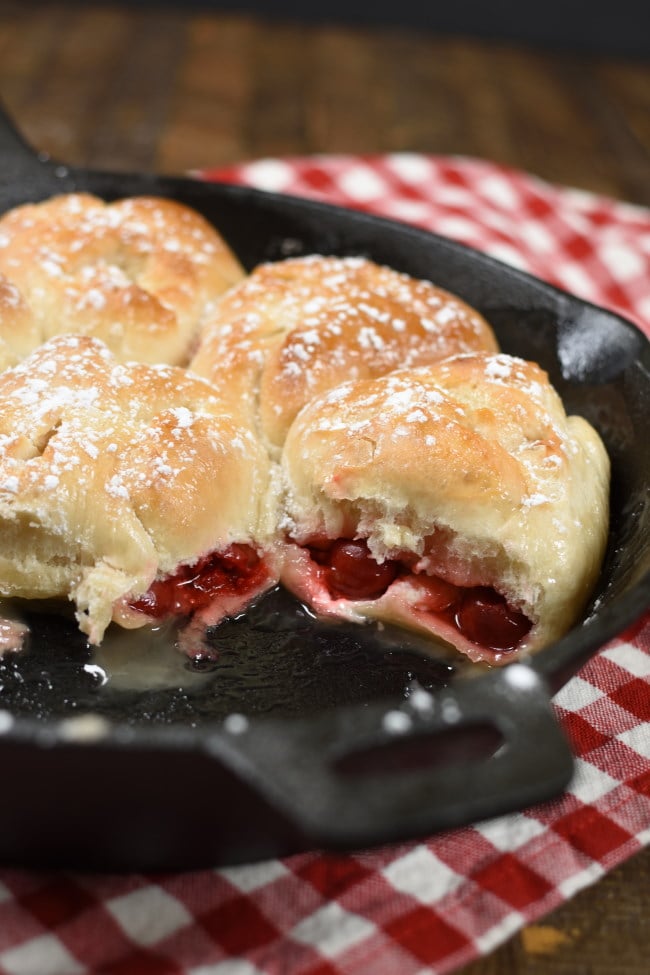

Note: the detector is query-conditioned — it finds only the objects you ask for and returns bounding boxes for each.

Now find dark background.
[118,1,650,57]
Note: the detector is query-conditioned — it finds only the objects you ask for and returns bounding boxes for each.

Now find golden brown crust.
[0,193,244,368]
[0,273,39,372]
[0,334,276,644]
[190,255,499,450]
[280,353,610,661]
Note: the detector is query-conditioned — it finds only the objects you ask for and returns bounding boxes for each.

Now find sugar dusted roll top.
[279,353,610,664]
[190,254,499,451]
[0,193,244,371]
[0,335,277,650]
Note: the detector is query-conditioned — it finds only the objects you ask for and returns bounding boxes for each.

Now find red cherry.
[409,574,461,613]
[325,539,398,600]
[219,543,261,573]
[130,585,169,617]
[190,558,228,599]
[129,544,264,619]
[455,587,531,651]
[307,536,335,566]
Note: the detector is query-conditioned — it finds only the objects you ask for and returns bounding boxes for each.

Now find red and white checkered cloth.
[0,155,648,975]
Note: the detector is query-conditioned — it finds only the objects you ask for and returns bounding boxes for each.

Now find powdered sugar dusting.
[0,333,267,647]
[191,253,498,447]
[0,191,244,369]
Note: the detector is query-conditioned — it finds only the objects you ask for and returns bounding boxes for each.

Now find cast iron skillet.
[0,106,648,872]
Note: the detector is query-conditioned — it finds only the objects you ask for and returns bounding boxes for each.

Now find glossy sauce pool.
[0,587,461,727]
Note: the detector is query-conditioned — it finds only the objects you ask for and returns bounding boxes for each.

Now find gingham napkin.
[0,156,648,975]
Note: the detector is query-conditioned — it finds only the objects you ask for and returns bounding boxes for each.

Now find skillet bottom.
[0,586,457,728]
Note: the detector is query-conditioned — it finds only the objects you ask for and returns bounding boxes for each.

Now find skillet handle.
[222,665,574,849]
[0,100,75,209]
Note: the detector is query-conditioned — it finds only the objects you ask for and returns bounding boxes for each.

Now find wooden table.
[0,3,648,972]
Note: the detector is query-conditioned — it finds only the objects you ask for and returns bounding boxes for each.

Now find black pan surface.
[0,108,648,871]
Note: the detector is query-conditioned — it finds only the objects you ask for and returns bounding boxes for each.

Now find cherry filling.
[129,543,267,619]
[306,537,531,653]
[326,539,399,599]
[454,587,531,651]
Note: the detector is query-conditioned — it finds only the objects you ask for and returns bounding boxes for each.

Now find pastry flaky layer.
[190,254,499,452]
[279,353,611,664]
[0,193,244,371]
[0,335,278,647]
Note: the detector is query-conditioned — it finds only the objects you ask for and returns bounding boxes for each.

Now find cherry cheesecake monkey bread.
[0,186,611,666]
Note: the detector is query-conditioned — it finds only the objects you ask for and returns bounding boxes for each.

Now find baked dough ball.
[0,335,277,651]
[0,193,244,370]
[190,255,498,452]
[0,273,40,373]
[279,353,610,663]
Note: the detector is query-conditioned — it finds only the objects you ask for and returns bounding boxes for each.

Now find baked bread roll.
[190,255,499,452]
[0,193,244,370]
[0,273,40,373]
[279,353,610,663]
[0,334,277,652]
